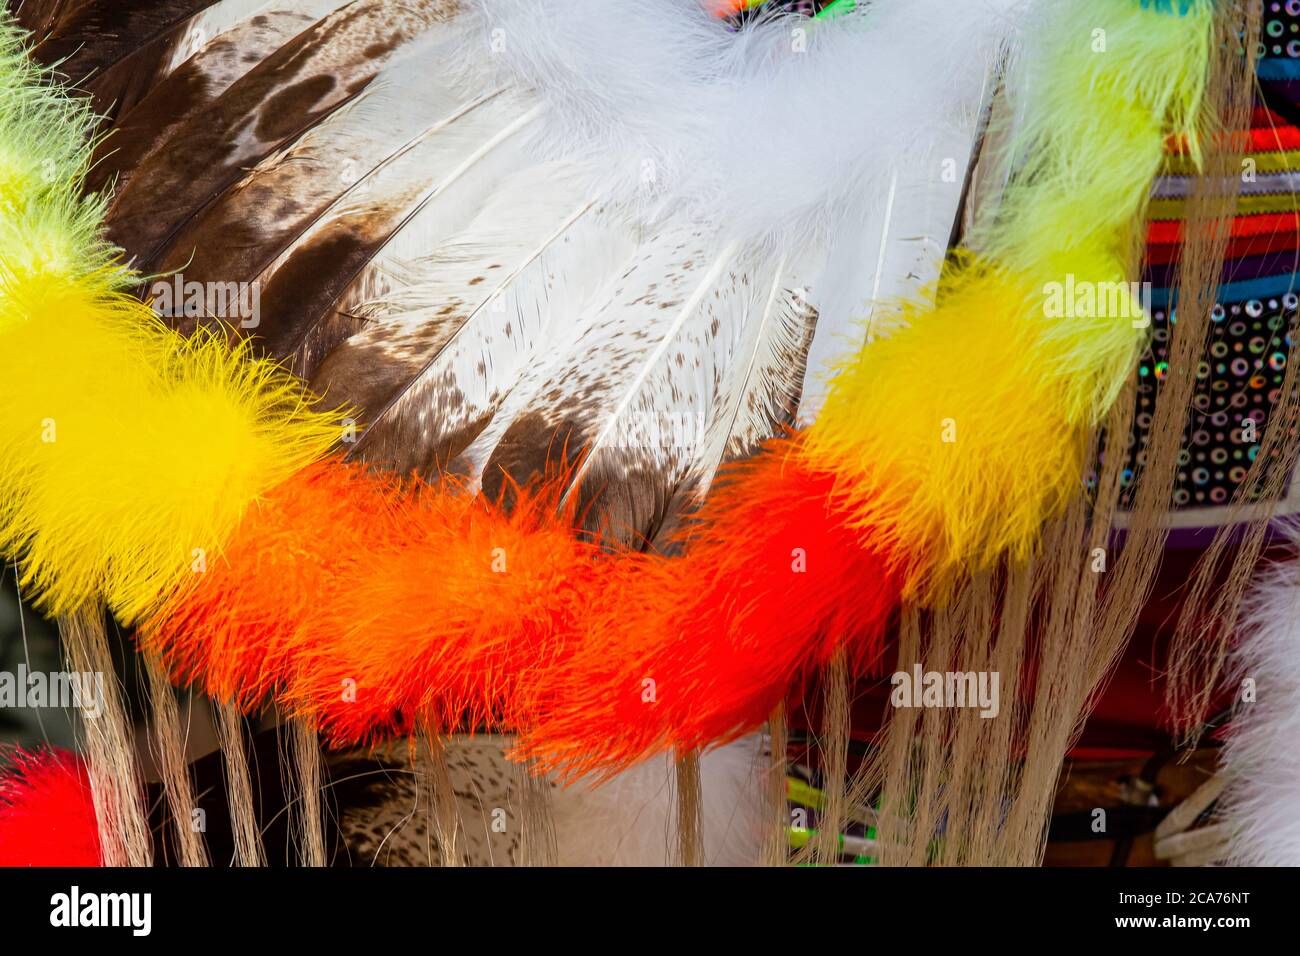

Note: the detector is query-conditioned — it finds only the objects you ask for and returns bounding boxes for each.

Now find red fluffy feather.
[0,748,102,867]
[517,442,902,778]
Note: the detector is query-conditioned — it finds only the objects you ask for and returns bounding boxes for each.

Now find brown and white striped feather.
[148,36,477,354]
[32,0,218,75]
[103,0,454,272]
[33,0,229,119]
[693,268,817,489]
[642,259,819,549]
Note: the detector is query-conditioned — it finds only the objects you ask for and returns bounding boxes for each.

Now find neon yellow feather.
[979,0,1213,422]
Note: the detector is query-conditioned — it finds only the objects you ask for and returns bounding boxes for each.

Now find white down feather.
[1221,535,1300,866]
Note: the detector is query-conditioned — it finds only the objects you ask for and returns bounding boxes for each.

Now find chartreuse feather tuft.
[0,24,109,285]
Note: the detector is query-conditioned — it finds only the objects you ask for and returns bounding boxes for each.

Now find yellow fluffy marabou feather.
[804,264,1090,596]
[0,21,345,622]
[0,266,347,623]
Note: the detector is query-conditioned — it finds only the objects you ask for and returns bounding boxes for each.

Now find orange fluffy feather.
[142,459,618,744]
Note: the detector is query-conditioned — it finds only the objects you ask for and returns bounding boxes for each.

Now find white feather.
[686,259,815,495]
[797,132,976,421]
[448,0,1020,428]
[459,0,1022,245]
[350,162,635,464]
[1220,534,1300,866]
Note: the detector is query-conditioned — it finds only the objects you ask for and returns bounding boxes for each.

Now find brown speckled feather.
[104,0,452,273]
[343,163,625,476]
[299,95,539,394]
[86,3,347,196]
[651,272,819,547]
[328,735,763,866]
[32,0,222,118]
[472,229,754,546]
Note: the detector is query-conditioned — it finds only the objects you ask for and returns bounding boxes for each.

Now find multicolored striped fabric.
[1128,13,1300,518]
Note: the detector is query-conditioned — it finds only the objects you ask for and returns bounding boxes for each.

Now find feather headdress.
[137,0,1035,770]
[149,0,1216,777]
[0,0,1226,859]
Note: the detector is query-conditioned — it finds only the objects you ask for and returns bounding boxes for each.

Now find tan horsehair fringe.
[143,655,209,866]
[61,605,153,867]
[514,754,558,866]
[673,751,704,866]
[1167,31,1300,738]
[763,705,789,867]
[214,701,266,867]
[287,717,327,867]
